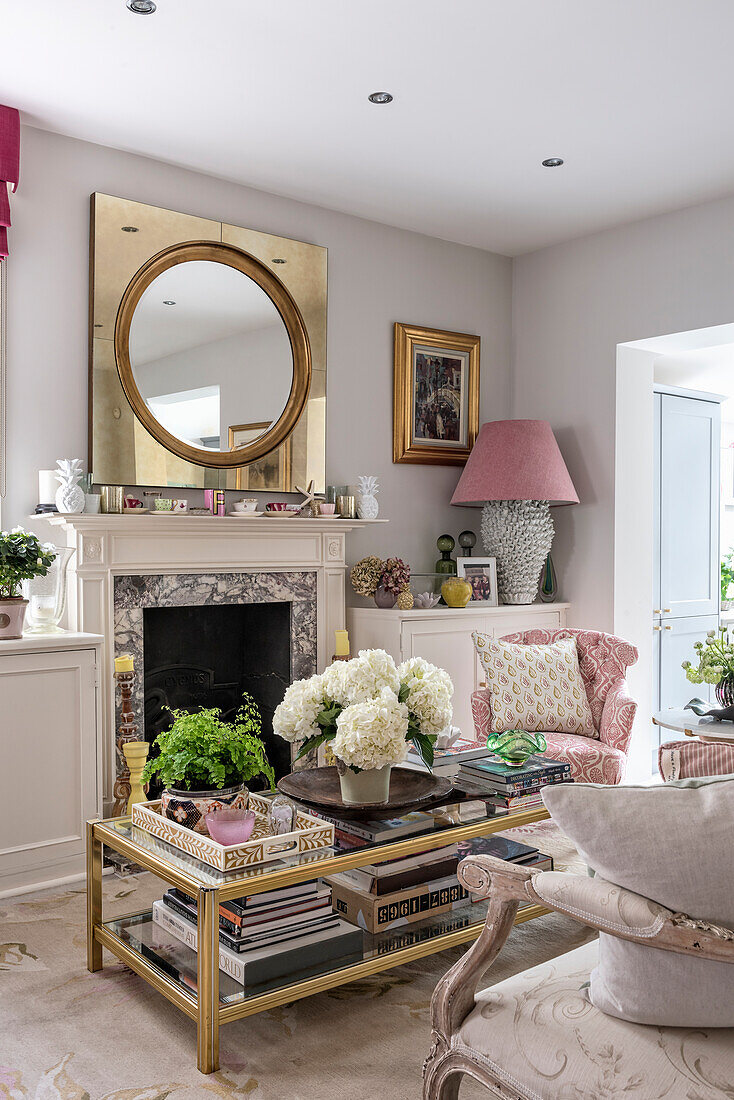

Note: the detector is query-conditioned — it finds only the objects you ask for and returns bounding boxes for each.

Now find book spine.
[307,810,374,840]
[459,770,570,792]
[164,893,244,944]
[152,901,245,982]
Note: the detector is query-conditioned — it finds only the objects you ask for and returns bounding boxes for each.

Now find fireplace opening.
[143,602,292,795]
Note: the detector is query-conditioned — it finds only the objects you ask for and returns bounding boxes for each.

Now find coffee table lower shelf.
[96,899,549,1025]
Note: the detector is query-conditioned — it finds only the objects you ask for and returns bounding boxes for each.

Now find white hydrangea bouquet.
[273,649,453,788]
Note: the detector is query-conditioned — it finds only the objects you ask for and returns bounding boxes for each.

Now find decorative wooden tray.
[131,793,334,871]
[277,767,454,819]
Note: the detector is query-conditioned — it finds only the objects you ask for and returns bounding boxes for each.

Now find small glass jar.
[267,794,297,835]
[22,546,76,633]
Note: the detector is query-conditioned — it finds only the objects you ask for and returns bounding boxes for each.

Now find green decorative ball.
[436,534,455,553]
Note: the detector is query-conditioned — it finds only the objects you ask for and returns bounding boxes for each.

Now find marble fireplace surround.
[42,514,383,814]
[114,569,317,787]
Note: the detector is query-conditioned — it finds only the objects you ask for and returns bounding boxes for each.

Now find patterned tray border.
[131,795,334,871]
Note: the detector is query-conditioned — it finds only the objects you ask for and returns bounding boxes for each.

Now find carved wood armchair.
[424,855,734,1100]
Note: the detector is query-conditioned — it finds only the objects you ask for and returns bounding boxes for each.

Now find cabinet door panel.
[0,649,97,881]
[402,621,484,740]
[659,616,715,730]
[660,395,720,618]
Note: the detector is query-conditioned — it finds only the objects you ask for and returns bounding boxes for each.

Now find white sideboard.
[0,632,103,896]
[347,603,569,740]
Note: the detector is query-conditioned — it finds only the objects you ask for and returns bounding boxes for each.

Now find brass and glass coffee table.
[86,801,550,1074]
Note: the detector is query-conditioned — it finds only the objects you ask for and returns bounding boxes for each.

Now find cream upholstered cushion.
[531,871,734,1027]
[542,776,734,1027]
[458,941,734,1100]
[472,633,596,737]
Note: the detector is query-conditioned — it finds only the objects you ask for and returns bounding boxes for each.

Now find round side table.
[653,708,734,745]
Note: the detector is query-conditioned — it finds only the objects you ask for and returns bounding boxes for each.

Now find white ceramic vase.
[337,763,391,805]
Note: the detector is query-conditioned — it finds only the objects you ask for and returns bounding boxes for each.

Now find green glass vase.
[487,729,547,766]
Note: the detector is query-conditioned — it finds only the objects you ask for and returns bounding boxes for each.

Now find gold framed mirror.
[89,194,327,492]
[114,241,311,469]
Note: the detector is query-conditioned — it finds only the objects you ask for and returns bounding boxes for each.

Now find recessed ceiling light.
[127,0,156,13]
[163,300,176,306]
[121,225,139,233]
[368,91,393,105]
[542,157,564,168]
[272,258,287,264]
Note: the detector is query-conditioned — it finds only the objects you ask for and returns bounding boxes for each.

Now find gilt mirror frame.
[114,240,312,469]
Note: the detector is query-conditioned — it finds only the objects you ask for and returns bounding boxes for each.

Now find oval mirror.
[114,242,311,468]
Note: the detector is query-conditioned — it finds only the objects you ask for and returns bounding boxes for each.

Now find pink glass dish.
[266,502,289,511]
[204,808,256,845]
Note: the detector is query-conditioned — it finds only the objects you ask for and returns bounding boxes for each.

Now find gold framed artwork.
[229,423,292,491]
[393,322,479,465]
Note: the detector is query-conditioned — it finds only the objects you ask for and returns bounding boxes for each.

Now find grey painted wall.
[512,192,734,633]
[9,125,512,572]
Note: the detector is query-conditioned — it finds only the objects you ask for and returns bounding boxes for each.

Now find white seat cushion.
[458,941,734,1100]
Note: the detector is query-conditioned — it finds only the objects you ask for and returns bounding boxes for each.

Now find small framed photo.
[393,322,479,465]
[458,557,498,605]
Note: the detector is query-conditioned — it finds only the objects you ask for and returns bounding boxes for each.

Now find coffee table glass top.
[99,790,545,890]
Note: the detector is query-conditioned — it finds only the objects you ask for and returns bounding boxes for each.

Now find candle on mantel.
[114,654,134,674]
[38,470,58,506]
[333,630,350,660]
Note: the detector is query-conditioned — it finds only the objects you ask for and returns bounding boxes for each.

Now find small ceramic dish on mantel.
[227,511,265,517]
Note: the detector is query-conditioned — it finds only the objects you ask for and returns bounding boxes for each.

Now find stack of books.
[456,754,573,812]
[404,739,490,777]
[323,833,553,933]
[151,880,362,986]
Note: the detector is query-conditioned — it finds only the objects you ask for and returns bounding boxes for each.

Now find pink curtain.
[0,106,20,259]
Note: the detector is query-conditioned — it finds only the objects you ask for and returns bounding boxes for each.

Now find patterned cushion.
[658,739,734,781]
[473,633,596,737]
[458,941,734,1099]
[541,730,625,783]
[501,628,638,734]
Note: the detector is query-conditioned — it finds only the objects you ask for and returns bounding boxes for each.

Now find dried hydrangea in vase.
[272,649,453,805]
[374,557,410,609]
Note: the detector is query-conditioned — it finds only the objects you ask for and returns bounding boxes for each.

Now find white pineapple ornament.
[356,475,380,520]
[54,458,85,514]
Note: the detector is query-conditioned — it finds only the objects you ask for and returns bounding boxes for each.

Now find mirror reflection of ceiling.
[90,194,327,492]
[129,260,293,452]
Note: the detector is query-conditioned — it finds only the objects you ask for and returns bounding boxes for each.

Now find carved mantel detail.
[38,513,384,814]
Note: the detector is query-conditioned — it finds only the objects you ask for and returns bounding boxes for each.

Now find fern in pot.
[142,694,275,834]
[0,528,56,639]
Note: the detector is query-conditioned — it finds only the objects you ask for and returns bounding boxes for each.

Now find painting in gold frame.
[229,423,292,491]
[393,322,479,465]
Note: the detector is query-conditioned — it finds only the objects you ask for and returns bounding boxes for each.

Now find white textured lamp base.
[481,500,554,604]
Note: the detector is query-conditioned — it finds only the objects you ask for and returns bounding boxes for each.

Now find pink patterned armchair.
[470,628,638,784]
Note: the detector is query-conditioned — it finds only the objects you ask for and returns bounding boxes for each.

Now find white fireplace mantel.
[39,513,386,812]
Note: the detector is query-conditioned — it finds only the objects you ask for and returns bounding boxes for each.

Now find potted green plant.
[0,528,56,639]
[142,695,275,833]
[682,627,734,707]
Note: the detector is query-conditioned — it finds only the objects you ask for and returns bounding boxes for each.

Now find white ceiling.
[4,0,734,255]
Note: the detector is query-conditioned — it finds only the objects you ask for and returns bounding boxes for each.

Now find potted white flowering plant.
[0,528,56,639]
[682,627,734,707]
[273,649,453,805]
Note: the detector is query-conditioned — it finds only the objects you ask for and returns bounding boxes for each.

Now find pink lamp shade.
[0,105,20,260]
[451,420,579,507]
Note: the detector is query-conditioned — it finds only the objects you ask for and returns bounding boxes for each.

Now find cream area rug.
[1,824,591,1100]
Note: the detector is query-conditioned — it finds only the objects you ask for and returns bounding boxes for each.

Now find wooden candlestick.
[112,666,144,816]
[122,740,149,814]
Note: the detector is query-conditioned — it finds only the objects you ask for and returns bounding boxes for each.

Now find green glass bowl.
[486,729,547,766]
